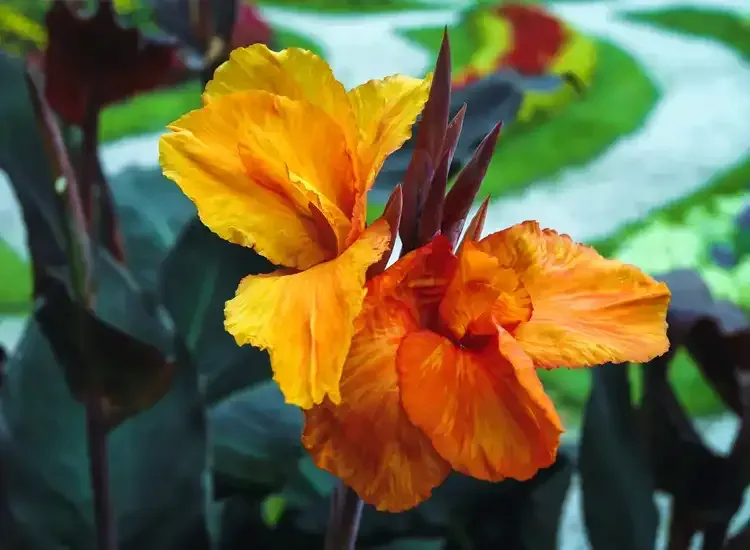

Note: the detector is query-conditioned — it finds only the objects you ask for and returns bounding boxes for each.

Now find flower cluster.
[160,38,670,512]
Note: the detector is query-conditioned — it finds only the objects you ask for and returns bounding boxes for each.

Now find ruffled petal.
[224,221,393,409]
[204,44,359,156]
[160,92,341,269]
[302,296,450,512]
[231,90,357,243]
[479,221,671,368]
[348,74,432,189]
[439,241,532,341]
[397,326,563,481]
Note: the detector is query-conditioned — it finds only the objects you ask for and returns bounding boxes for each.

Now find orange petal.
[224,221,393,409]
[397,327,563,481]
[479,221,671,368]
[348,74,433,190]
[160,93,339,270]
[302,296,450,512]
[439,241,532,341]
[203,44,359,155]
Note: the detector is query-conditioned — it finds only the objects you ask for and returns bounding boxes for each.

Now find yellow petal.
[224,220,393,409]
[479,221,672,368]
[231,90,357,242]
[302,294,450,512]
[348,74,433,189]
[204,44,358,156]
[161,90,358,267]
[161,97,330,269]
[397,326,563,481]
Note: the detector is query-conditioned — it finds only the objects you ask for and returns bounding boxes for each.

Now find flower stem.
[78,98,117,550]
[85,395,116,550]
[325,482,364,550]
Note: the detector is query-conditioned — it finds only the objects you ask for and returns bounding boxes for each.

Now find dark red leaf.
[398,148,434,258]
[415,105,467,245]
[36,275,176,430]
[25,66,92,297]
[635,268,750,548]
[399,30,452,255]
[367,185,403,279]
[441,121,502,247]
[442,104,466,167]
[457,196,490,252]
[43,0,182,126]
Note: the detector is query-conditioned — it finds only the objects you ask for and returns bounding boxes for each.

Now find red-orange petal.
[439,241,532,341]
[397,326,563,482]
[302,291,450,512]
[479,221,671,369]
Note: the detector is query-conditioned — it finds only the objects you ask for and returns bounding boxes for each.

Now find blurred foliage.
[0,238,31,315]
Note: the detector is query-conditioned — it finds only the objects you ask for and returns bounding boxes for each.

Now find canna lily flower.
[159,44,432,408]
[303,215,671,512]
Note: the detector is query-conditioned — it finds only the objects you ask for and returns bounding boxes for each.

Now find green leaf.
[161,219,274,405]
[260,494,286,528]
[579,364,658,550]
[0,249,209,550]
[370,538,446,550]
[210,380,303,491]
[111,166,195,292]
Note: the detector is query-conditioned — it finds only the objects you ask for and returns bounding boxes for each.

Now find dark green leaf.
[210,380,303,491]
[160,219,274,404]
[0,251,208,550]
[111,166,195,292]
[370,538,446,550]
[580,364,658,550]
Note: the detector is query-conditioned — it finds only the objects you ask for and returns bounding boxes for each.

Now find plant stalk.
[324,482,364,550]
[77,98,116,550]
[85,394,116,550]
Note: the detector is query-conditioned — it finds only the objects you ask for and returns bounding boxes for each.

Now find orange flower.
[303,218,671,512]
[159,44,432,408]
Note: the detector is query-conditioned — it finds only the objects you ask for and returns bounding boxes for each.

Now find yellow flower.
[159,45,432,408]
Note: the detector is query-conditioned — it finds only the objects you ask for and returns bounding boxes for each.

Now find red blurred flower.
[42,0,181,125]
[230,3,272,50]
[497,4,566,75]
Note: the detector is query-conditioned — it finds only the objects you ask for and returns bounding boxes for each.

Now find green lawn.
[627,7,750,60]
[0,238,31,315]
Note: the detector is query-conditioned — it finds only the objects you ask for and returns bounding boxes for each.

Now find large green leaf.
[110,166,195,293]
[210,380,303,492]
[579,364,658,550]
[0,249,209,550]
[160,219,274,405]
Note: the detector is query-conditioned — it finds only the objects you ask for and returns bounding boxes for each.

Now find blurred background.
[0,0,748,548]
